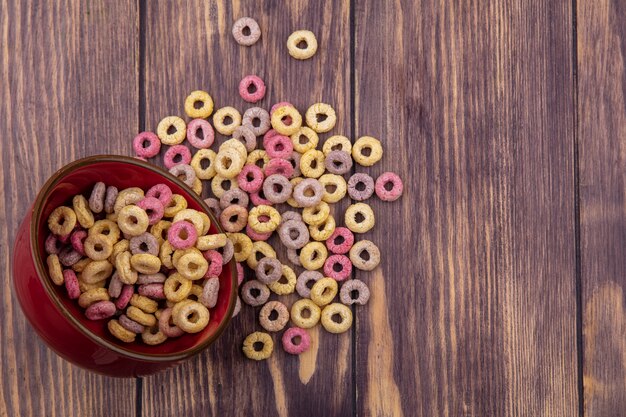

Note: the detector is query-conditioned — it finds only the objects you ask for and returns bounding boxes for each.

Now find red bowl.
[12,155,237,377]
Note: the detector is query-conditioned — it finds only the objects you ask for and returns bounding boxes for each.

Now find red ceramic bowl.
[12,155,237,377]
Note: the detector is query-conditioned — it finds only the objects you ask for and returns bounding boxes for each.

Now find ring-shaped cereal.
[115,251,138,285]
[322,135,352,156]
[242,331,274,360]
[88,182,106,214]
[163,194,188,218]
[270,102,295,116]
[113,188,144,214]
[232,17,261,46]
[323,254,352,281]
[200,277,220,308]
[130,253,162,274]
[169,164,196,188]
[344,203,375,233]
[239,75,266,103]
[247,242,276,270]
[302,201,330,226]
[290,127,319,154]
[157,116,186,145]
[82,259,114,284]
[218,239,234,264]
[104,186,118,214]
[164,273,193,302]
[241,279,270,306]
[310,277,338,306]
[177,251,209,280]
[70,230,87,255]
[46,254,64,285]
[265,134,293,159]
[108,319,136,343]
[281,210,303,224]
[184,90,214,119]
[282,327,311,355]
[168,220,198,250]
[246,149,270,170]
[241,107,271,136]
[195,175,205,194]
[286,177,303,208]
[126,305,157,327]
[305,102,337,133]
[157,307,185,338]
[248,205,281,233]
[90,219,120,243]
[219,188,249,209]
[85,301,116,321]
[339,279,370,306]
[255,256,282,284]
[72,195,94,229]
[213,106,242,136]
[232,125,258,152]
[268,264,296,295]
[259,301,290,332]
[72,258,91,274]
[190,149,217,180]
[137,272,166,286]
[320,303,353,333]
[118,314,146,333]
[246,223,272,241]
[109,239,129,265]
[211,175,238,199]
[290,299,321,329]
[196,233,227,251]
[84,234,114,261]
[220,205,248,233]
[172,301,210,333]
[309,215,336,241]
[278,219,309,249]
[163,145,192,169]
[136,197,165,225]
[250,190,273,206]
[145,184,173,207]
[287,30,318,60]
[117,205,150,236]
[300,149,326,178]
[264,158,294,178]
[299,241,328,271]
[324,150,353,175]
[142,327,168,345]
[130,293,159,313]
[48,206,77,236]
[375,171,404,201]
[133,132,161,158]
[293,178,324,208]
[326,227,354,254]
[215,147,245,179]
[349,240,381,271]
[173,209,205,235]
[296,270,323,298]
[58,246,82,266]
[157,240,174,269]
[228,232,253,262]
[220,138,248,160]
[286,151,302,178]
[138,283,165,300]
[262,174,293,204]
[348,173,375,201]
[202,249,223,278]
[352,136,383,166]
[271,105,302,136]
[62,269,80,299]
[187,118,215,149]
[319,173,348,203]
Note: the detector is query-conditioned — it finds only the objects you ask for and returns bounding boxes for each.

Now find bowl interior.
[33,157,236,357]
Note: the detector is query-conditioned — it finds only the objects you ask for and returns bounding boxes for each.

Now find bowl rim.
[30,154,237,362]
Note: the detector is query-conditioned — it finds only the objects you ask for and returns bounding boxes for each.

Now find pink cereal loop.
[270,102,294,116]
[236,262,244,285]
[63,269,80,299]
[203,250,223,278]
[137,197,165,225]
[264,134,293,159]
[238,75,266,103]
[85,300,116,320]
[375,171,404,201]
[115,284,135,310]
[323,254,353,281]
[249,190,273,206]
[264,158,294,178]
[186,118,215,149]
[158,308,185,338]
[133,131,161,158]
[326,227,354,254]
[282,327,311,355]
[263,129,280,143]
[70,229,87,256]
[138,283,166,299]
[163,145,192,169]
[245,223,272,241]
[237,164,264,193]
[167,221,198,250]
[146,184,173,207]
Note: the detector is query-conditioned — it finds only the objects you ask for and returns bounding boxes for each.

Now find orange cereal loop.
[118,205,150,236]
[322,135,352,156]
[173,209,205,235]
[270,105,302,136]
[126,305,157,327]
[72,195,94,229]
[78,288,110,308]
[108,319,136,343]
[157,116,186,145]
[48,206,76,236]
[115,251,138,285]
[81,259,114,284]
[172,301,210,333]
[109,239,129,264]
[213,106,242,136]
[184,90,214,119]
[150,220,171,246]
[290,127,319,154]
[142,326,168,345]
[159,240,175,269]
[305,102,337,133]
[130,294,158,313]
[163,194,188,218]
[242,331,274,360]
[130,253,162,274]
[190,149,217,180]
[83,234,114,261]
[89,219,121,243]
[352,136,383,167]
[164,273,193,302]
[228,232,253,263]
[46,254,64,285]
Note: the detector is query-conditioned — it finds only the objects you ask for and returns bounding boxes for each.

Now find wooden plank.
[141,1,352,416]
[577,0,626,415]
[0,1,138,416]
[353,0,579,415]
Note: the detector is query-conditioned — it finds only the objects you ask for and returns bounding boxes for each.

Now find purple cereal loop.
[264,134,293,159]
[108,272,123,298]
[115,284,134,310]
[240,279,270,306]
[63,269,80,299]
[168,164,196,187]
[168,221,198,250]
[249,190,273,206]
[138,283,166,300]
[85,300,116,321]
[287,248,302,266]
[236,262,244,286]
[203,197,222,219]
[137,273,167,284]
[242,107,271,136]
[323,254,353,281]
[278,220,309,249]
[324,150,353,175]
[164,145,192,169]
[339,279,370,306]
[292,178,324,207]
[375,171,404,201]
[104,186,119,214]
[285,151,302,178]
[232,125,258,152]
[245,223,272,241]
[282,327,311,355]
[219,188,249,209]
[281,211,303,224]
[326,227,354,254]
[238,75,266,103]
[59,246,83,267]
[255,257,282,284]
[158,308,185,338]
[237,164,264,193]
[136,197,165,225]
[218,239,234,264]
[45,234,62,255]
[347,172,375,201]
[118,314,146,333]
[129,232,160,255]
[200,277,220,308]
[146,184,173,207]
[296,270,323,298]
[133,131,161,158]
[187,118,215,149]
[264,158,294,178]
[89,182,106,213]
[202,250,223,278]
[262,174,293,204]
[232,17,261,46]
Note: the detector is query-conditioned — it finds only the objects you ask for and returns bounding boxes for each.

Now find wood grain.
[577,0,626,415]
[0,1,139,416]
[140,1,353,416]
[353,0,579,416]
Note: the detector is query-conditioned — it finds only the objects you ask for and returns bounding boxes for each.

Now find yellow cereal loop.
[310,277,338,306]
[321,303,353,333]
[84,234,114,261]
[184,90,214,119]
[130,294,159,313]
[211,174,238,199]
[287,30,318,60]
[246,149,269,169]
[130,253,162,274]
[290,299,321,329]
[46,254,64,285]
[290,127,319,154]
[150,220,171,246]
[164,273,193,302]
[163,194,187,218]
[196,233,227,251]
[157,116,186,145]
[173,209,205,235]
[142,327,168,345]
[176,251,208,280]
[78,288,110,308]
[299,149,325,178]
[270,105,302,136]
[309,214,336,241]
[108,319,136,343]
[72,195,94,229]
[344,202,375,233]
[172,301,210,333]
[242,331,274,360]
[220,138,248,160]
[214,147,245,179]
[115,251,138,285]
[78,278,106,293]
[268,265,296,295]
[159,240,175,269]
[228,232,253,263]
[113,188,144,214]
[322,135,352,156]
[247,241,277,269]
[248,205,281,233]
[191,149,217,180]
[213,106,242,135]
[117,205,149,236]
[286,177,304,208]
[71,257,91,273]
[319,174,347,203]
[305,102,337,133]
[90,219,121,244]
[109,239,129,264]
[192,177,203,195]
[126,305,157,327]
[198,212,211,235]
[302,201,330,226]
[352,136,383,166]
[299,241,328,271]
[173,248,202,269]
[82,259,114,284]
[48,206,76,236]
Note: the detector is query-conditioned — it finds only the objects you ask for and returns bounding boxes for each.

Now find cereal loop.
[229,232,253,262]
[146,184,173,207]
[136,197,165,225]
[347,173,375,201]
[168,220,198,250]
[82,259,114,284]
[267,264,296,295]
[232,125,258,152]
[375,172,404,201]
[296,270,323,298]
[323,254,352,281]
[264,158,294,178]
[259,301,290,332]
[47,254,64,285]
[292,178,324,208]
[302,201,330,226]
[241,280,270,306]
[130,253,162,275]
[255,256,282,284]
[263,174,293,204]
[319,173,347,203]
[299,241,328,271]
[278,220,309,249]
[349,240,381,271]
[169,164,197,187]
[220,188,249,209]
[115,251,138,285]
[85,301,116,321]
[163,194,188,218]
[326,227,354,254]
[117,205,150,236]
[164,273,193,302]
[172,301,210,333]
[324,150,353,175]
[78,288,110,308]
[157,116,186,145]
[163,145,192,169]
[287,30,318,60]
[320,303,353,334]
[84,234,114,261]
[290,299,321,329]
[237,165,264,193]
[290,127,319,154]
[300,149,326,178]
[242,106,271,136]
[309,214,336,241]
[215,148,245,179]
[232,17,261,46]
[108,319,136,343]
[190,149,217,180]
[247,149,270,170]
[213,106,242,136]
[248,205,281,233]
[339,279,370,306]
[271,105,302,136]
[352,136,383,166]
[73,195,95,229]
[247,241,276,270]
[133,132,161,158]
[48,206,77,236]
[184,90,214,119]
[305,102,336,133]
[322,135,352,156]
[242,331,274,361]
[344,203,375,233]
[310,277,338,307]
[211,175,238,199]
[282,327,311,355]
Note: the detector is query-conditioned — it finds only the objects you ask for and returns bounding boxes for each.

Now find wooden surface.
[0,0,623,416]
